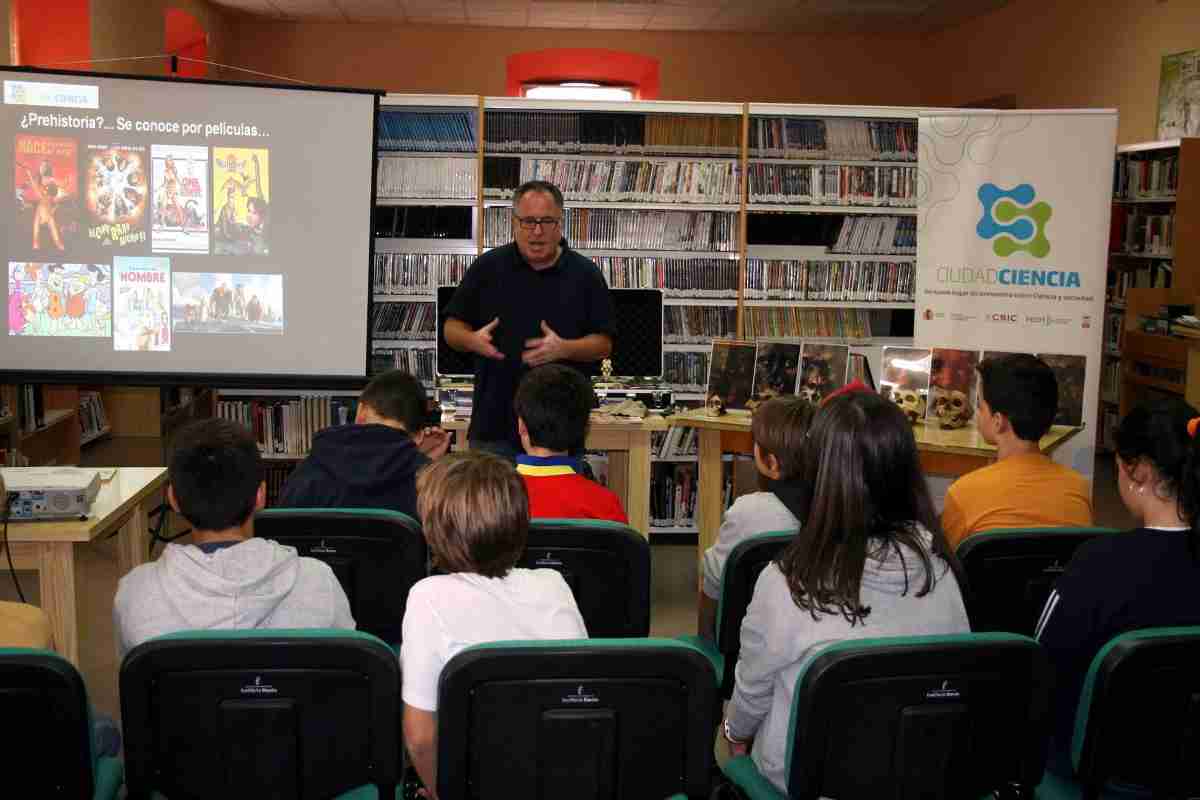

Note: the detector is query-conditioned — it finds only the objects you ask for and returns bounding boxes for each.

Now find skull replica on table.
[798,385,822,407]
[705,394,726,417]
[892,388,927,424]
[930,387,973,429]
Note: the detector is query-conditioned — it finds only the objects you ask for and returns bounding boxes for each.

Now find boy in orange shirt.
[941,353,1092,551]
[513,364,627,524]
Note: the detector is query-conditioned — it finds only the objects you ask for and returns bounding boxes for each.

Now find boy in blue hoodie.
[277,370,450,518]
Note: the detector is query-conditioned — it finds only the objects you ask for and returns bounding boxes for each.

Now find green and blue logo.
[976,183,1052,258]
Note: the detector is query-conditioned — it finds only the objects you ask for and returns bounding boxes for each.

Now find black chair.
[256,507,428,646]
[520,519,651,638]
[722,633,1052,800]
[1038,626,1200,800]
[120,629,401,800]
[435,638,718,799]
[956,527,1115,635]
[679,529,795,698]
[0,647,122,799]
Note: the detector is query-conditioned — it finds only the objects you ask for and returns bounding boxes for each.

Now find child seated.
[699,396,812,639]
[114,419,354,657]
[512,364,627,523]
[722,392,969,794]
[401,451,587,795]
[942,354,1092,551]
[1037,398,1200,778]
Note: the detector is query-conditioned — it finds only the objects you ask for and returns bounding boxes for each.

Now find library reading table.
[5,466,167,665]
[668,410,1082,557]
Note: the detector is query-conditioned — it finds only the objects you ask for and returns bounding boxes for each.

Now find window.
[523,82,635,102]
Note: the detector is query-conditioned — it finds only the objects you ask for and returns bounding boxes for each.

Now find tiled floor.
[0,437,1134,725]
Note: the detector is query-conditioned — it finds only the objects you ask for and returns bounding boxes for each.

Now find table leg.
[625,433,651,538]
[697,428,724,562]
[607,450,630,518]
[38,542,78,666]
[117,502,151,576]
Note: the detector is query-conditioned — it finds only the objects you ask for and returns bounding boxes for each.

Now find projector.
[1,468,102,521]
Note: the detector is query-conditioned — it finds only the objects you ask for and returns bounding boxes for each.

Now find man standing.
[444,180,614,459]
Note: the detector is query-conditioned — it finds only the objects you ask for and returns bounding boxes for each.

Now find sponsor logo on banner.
[976,182,1053,258]
[988,313,1018,323]
[4,80,99,109]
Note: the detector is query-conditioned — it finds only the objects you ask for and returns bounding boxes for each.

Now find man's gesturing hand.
[523,321,565,367]
[472,317,504,360]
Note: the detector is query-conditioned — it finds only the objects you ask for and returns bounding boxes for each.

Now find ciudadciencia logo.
[976,183,1052,258]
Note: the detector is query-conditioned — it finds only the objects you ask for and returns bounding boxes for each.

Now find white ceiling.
[211,0,1011,34]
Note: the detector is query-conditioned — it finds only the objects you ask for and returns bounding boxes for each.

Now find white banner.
[914,111,1117,479]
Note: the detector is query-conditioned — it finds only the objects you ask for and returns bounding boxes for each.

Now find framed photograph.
[706,339,758,412]
[1157,49,1200,140]
[751,341,802,401]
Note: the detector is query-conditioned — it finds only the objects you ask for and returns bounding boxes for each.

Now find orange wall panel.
[13,0,90,70]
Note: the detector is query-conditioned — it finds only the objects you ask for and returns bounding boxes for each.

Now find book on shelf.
[1104,311,1124,353]
[747,163,917,207]
[484,111,739,157]
[1101,359,1121,406]
[831,215,917,255]
[596,256,738,297]
[373,252,473,295]
[744,307,873,339]
[663,306,737,343]
[216,395,358,458]
[78,391,109,442]
[1110,205,1175,255]
[374,205,473,239]
[748,117,917,161]
[1113,151,1178,199]
[664,351,710,391]
[376,156,477,199]
[10,384,46,433]
[371,347,435,382]
[745,258,915,303]
[651,426,699,459]
[377,110,475,153]
[650,462,698,528]
[371,302,436,340]
[1100,406,1120,452]
[484,206,738,251]
[484,157,740,204]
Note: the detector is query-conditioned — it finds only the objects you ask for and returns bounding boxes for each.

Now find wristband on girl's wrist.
[722,718,748,745]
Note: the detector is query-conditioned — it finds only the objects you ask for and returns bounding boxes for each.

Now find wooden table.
[668,409,1082,558]
[443,415,666,537]
[4,467,167,665]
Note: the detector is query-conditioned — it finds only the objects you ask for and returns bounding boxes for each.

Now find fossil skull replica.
[798,385,822,406]
[894,389,926,424]
[931,388,973,429]
[705,394,726,417]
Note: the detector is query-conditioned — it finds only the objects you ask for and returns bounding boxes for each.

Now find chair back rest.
[716,530,797,697]
[1071,626,1200,797]
[256,507,427,645]
[437,638,717,799]
[521,519,650,637]
[120,629,400,800]
[785,633,1050,800]
[0,648,95,798]
[956,527,1115,635]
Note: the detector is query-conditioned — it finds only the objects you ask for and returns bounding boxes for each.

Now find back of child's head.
[169,418,262,532]
[416,451,529,578]
[1116,397,1200,540]
[977,354,1058,442]
[751,396,813,479]
[359,369,427,431]
[514,364,594,453]
[777,391,944,624]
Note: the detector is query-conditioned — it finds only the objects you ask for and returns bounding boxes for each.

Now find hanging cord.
[2,492,26,603]
[146,503,191,559]
[37,54,312,86]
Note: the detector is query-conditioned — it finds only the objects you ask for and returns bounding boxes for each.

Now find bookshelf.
[1101,139,1199,449]
[0,384,81,466]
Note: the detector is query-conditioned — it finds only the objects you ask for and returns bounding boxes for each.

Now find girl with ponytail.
[1037,396,1200,777]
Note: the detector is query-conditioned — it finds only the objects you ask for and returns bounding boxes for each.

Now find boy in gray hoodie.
[114,418,354,658]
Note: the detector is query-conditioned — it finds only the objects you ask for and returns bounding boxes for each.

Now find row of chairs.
[5,625,1198,799]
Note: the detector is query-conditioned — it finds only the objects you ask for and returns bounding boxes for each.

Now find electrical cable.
[2,492,26,603]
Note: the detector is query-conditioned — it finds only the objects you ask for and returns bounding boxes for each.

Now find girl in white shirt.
[400,451,586,798]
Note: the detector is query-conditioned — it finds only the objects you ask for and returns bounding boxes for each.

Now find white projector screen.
[0,68,378,384]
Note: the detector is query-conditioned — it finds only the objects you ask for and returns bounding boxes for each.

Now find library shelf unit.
[1101,138,1199,450]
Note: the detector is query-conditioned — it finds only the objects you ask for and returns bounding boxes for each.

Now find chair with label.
[956,528,1116,635]
[521,519,651,638]
[120,629,400,800]
[0,648,123,799]
[256,507,428,647]
[721,633,1052,800]
[435,638,717,799]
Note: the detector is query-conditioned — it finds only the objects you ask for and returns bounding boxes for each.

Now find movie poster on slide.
[113,256,170,351]
[85,144,148,248]
[152,144,209,253]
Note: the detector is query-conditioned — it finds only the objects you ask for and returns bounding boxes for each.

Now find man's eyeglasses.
[513,215,562,231]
